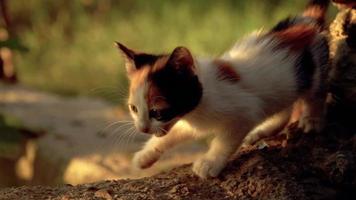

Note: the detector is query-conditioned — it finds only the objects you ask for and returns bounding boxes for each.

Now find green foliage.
[0,38,28,52]
[8,0,335,104]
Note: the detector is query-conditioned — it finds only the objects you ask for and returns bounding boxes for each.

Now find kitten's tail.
[303,0,330,27]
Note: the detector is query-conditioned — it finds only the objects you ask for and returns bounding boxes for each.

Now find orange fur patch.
[214,60,240,83]
[274,25,317,51]
[303,6,326,24]
[290,100,304,124]
[151,56,169,73]
[147,83,169,110]
[129,56,168,94]
[129,66,150,93]
[128,56,170,110]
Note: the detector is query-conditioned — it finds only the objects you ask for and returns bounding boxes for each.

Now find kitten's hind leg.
[298,34,328,133]
[298,92,327,133]
[243,107,292,146]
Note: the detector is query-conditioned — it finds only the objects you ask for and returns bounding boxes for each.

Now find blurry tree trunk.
[0,0,17,84]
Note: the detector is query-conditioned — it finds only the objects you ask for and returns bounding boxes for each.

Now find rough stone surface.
[0,129,355,200]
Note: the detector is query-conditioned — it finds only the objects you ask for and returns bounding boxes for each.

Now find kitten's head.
[116,43,202,137]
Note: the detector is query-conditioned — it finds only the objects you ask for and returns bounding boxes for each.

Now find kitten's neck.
[181,55,268,130]
[193,58,215,89]
[180,58,225,126]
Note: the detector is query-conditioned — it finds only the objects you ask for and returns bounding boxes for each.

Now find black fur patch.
[116,42,162,70]
[271,17,296,32]
[296,49,316,93]
[133,54,161,69]
[345,13,356,48]
[149,61,202,121]
[270,17,315,32]
[307,0,330,8]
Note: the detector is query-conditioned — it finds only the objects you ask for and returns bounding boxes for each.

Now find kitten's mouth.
[153,127,169,137]
[154,131,166,137]
[153,120,178,137]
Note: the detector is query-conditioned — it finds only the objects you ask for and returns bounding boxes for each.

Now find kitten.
[116,0,330,179]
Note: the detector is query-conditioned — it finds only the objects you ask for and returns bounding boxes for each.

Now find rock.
[0,129,355,200]
[94,189,113,200]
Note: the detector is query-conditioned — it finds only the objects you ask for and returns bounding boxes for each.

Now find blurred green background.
[0,0,339,187]
[7,0,336,104]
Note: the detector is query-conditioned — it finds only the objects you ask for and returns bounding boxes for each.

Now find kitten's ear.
[167,47,195,73]
[115,42,137,74]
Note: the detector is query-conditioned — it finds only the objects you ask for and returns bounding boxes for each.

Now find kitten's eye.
[129,104,138,113]
[149,109,163,120]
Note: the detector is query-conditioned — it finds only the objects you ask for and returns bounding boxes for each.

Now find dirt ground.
[0,123,355,200]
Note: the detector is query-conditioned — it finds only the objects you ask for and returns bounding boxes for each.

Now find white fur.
[128,81,150,132]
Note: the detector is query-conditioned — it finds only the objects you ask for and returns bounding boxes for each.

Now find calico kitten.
[116,0,330,178]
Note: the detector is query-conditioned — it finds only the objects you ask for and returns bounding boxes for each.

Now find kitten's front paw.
[132,148,162,169]
[192,157,226,179]
[298,116,323,133]
[242,133,260,146]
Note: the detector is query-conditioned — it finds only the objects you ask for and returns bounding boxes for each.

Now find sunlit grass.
[8,0,335,104]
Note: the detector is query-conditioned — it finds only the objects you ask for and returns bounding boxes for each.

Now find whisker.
[124,128,137,151]
[99,121,126,137]
[107,122,134,137]
[89,87,121,96]
[89,86,119,93]
[110,127,131,151]
[159,127,168,134]
[117,126,136,151]
[88,85,128,103]
[94,121,134,152]
[99,121,133,136]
